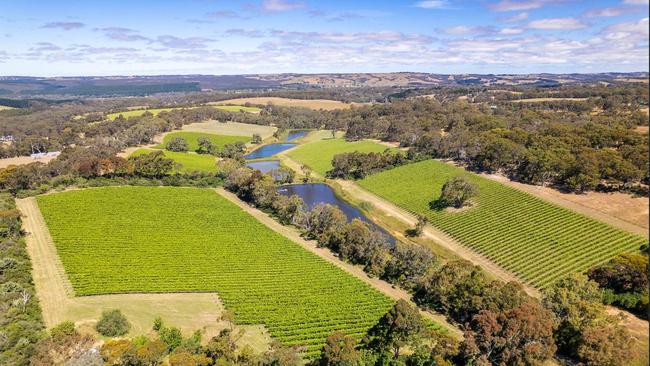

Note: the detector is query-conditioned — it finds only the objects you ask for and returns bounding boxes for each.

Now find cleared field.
[358,160,647,288]
[131,148,216,173]
[211,97,355,110]
[106,105,260,120]
[286,138,393,176]
[36,187,394,356]
[155,131,251,151]
[0,105,16,111]
[182,121,277,139]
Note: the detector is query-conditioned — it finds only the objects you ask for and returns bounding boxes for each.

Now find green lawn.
[287,138,393,176]
[106,105,260,120]
[36,187,394,356]
[130,149,216,173]
[156,131,251,152]
[358,159,647,288]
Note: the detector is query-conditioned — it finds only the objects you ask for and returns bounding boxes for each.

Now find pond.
[286,130,309,142]
[246,160,281,173]
[277,183,395,243]
[244,143,296,159]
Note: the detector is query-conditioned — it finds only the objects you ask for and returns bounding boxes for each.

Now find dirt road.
[215,188,463,338]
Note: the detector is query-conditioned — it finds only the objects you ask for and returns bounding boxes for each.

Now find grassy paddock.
[36,186,395,356]
[286,138,394,176]
[156,131,251,151]
[130,149,216,173]
[358,159,647,288]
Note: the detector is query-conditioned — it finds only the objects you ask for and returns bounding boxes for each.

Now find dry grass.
[634,125,649,134]
[0,105,16,111]
[211,97,357,110]
[0,155,55,169]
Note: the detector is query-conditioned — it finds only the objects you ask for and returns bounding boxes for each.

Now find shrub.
[166,137,189,152]
[95,309,131,337]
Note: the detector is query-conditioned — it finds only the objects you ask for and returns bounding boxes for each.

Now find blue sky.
[0,0,648,76]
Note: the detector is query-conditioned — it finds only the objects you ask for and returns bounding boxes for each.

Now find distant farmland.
[36,187,394,356]
[358,159,647,288]
[106,105,261,120]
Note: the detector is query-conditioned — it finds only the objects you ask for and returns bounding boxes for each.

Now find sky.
[0,0,648,76]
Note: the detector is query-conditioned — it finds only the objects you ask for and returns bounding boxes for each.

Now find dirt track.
[215,188,463,338]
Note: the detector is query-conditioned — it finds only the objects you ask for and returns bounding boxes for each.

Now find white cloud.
[262,0,305,12]
[503,12,529,22]
[623,0,649,5]
[528,18,587,30]
[41,22,85,30]
[414,1,450,9]
[490,0,545,11]
[585,7,625,17]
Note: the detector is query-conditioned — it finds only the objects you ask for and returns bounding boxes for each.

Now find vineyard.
[36,187,394,356]
[358,159,648,288]
[287,138,393,176]
[156,131,251,151]
[130,149,217,173]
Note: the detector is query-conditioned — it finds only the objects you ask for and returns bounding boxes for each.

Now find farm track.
[215,188,463,338]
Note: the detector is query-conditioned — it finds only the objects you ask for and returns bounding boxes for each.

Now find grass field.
[0,105,16,111]
[286,138,393,176]
[358,159,647,288]
[155,131,251,151]
[131,149,216,173]
[182,121,277,139]
[106,105,260,120]
[36,186,394,356]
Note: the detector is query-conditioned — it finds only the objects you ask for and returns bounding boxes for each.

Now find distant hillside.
[0,72,646,97]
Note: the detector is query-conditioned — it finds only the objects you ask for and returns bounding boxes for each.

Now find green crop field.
[36,187,395,356]
[131,149,216,173]
[106,105,260,120]
[287,138,393,176]
[155,131,251,151]
[358,159,647,288]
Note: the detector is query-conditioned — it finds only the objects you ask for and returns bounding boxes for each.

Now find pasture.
[286,138,393,176]
[155,131,251,151]
[36,186,394,356]
[182,121,277,139]
[130,149,216,173]
[358,159,647,288]
[0,105,15,111]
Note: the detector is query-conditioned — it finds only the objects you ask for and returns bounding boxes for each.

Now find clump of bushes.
[96,309,131,337]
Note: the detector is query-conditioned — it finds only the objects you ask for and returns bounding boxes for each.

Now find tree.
[166,137,189,152]
[364,299,426,360]
[262,341,303,366]
[437,175,478,209]
[297,204,348,250]
[252,133,262,144]
[406,214,427,237]
[95,309,131,337]
[129,151,174,178]
[576,318,634,366]
[542,273,633,363]
[31,322,96,366]
[317,331,362,366]
[460,301,556,366]
[196,137,214,154]
[219,141,247,159]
